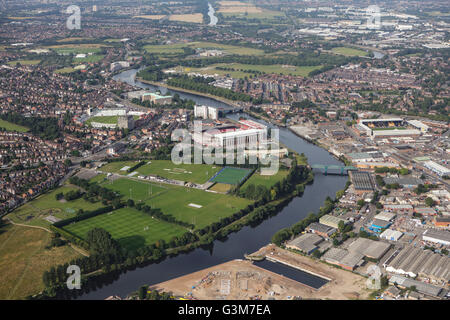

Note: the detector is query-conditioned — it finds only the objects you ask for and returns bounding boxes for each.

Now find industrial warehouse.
[383,245,450,286]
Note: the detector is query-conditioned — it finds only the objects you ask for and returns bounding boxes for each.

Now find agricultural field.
[99,178,168,202]
[143,41,264,56]
[169,14,203,24]
[62,207,187,251]
[0,119,29,132]
[7,186,104,228]
[136,160,221,184]
[241,169,288,190]
[0,223,81,299]
[145,186,252,229]
[210,167,253,185]
[7,59,40,66]
[218,1,284,20]
[180,63,323,78]
[331,47,369,57]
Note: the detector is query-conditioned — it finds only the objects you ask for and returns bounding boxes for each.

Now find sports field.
[182,63,323,78]
[136,160,221,184]
[331,47,369,57]
[85,115,139,126]
[0,119,29,132]
[8,186,103,228]
[241,169,288,190]
[143,41,264,56]
[100,178,168,202]
[62,208,187,251]
[210,167,253,185]
[145,186,252,229]
[100,160,221,184]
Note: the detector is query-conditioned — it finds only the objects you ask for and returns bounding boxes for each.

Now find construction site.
[150,245,372,300]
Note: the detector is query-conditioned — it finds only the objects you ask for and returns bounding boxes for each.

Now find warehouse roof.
[380,229,403,241]
[389,275,443,297]
[306,222,336,236]
[422,229,450,244]
[374,212,396,222]
[319,214,347,227]
[348,238,391,260]
[350,171,375,191]
[286,233,323,253]
[322,248,364,269]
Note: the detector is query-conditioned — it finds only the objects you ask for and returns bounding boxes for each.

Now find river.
[207,2,218,26]
[76,70,348,299]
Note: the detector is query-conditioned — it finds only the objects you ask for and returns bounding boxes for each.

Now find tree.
[139,286,147,300]
[86,228,121,255]
[425,197,435,207]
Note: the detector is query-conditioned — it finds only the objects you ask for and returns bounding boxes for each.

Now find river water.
[76,70,348,299]
[207,3,218,26]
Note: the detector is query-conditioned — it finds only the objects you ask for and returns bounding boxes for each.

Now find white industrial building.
[380,229,403,241]
[423,161,450,177]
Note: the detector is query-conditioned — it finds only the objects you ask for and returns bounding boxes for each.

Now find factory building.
[423,160,450,177]
[319,214,347,229]
[322,248,364,271]
[306,222,337,238]
[348,238,391,261]
[422,229,450,246]
[389,275,444,298]
[380,229,403,241]
[383,245,449,284]
[349,171,375,193]
[286,233,324,255]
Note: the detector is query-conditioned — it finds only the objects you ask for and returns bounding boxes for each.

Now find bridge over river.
[311,164,358,175]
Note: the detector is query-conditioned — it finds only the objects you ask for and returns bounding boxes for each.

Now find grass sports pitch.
[210,167,253,185]
[63,207,187,251]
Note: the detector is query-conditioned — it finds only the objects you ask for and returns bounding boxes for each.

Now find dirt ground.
[151,245,371,300]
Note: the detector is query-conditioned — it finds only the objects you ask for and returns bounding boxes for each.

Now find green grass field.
[62,207,187,251]
[99,161,141,175]
[85,115,139,126]
[144,41,265,56]
[100,178,168,202]
[210,167,253,185]
[136,160,221,184]
[179,63,322,78]
[54,67,76,74]
[0,119,29,132]
[8,186,104,228]
[0,223,81,299]
[331,47,369,57]
[7,60,40,66]
[241,169,288,190]
[145,186,252,229]
[100,160,221,184]
[73,54,104,63]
